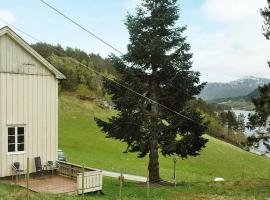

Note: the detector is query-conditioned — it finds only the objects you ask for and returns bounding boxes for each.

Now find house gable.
[0,26,65,79]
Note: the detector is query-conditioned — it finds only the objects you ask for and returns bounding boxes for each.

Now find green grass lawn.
[1,94,269,200]
[1,177,270,200]
[59,94,270,182]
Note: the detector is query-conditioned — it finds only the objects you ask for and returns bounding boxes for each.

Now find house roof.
[0,26,66,79]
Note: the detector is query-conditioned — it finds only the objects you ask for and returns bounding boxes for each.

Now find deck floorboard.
[5,175,77,194]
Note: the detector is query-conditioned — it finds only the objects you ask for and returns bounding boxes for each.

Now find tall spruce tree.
[247,1,270,152]
[95,0,208,182]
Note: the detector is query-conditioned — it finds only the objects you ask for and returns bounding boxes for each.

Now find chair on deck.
[11,162,25,182]
[44,161,60,175]
[34,157,44,176]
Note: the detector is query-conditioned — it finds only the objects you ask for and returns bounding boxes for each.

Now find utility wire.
[0,19,207,129]
[38,0,193,87]
[37,0,208,128]
[39,0,124,55]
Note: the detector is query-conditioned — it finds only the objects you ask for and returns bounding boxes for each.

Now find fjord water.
[233,109,268,152]
[232,109,254,136]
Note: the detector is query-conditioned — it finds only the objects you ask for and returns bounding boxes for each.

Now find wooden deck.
[1,162,103,195]
[8,175,77,194]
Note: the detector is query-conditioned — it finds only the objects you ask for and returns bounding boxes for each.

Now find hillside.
[59,94,270,182]
[31,43,116,100]
[200,76,270,100]
[13,44,269,199]
[1,94,270,200]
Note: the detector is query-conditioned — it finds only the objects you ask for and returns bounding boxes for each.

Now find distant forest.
[31,42,116,99]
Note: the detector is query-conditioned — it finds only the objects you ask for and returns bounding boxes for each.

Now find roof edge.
[0,26,66,79]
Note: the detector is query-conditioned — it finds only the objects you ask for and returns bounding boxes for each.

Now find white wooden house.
[0,26,66,177]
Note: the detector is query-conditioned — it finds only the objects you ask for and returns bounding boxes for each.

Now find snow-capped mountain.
[199,76,270,100]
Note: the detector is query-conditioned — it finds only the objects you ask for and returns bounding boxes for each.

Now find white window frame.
[7,125,26,155]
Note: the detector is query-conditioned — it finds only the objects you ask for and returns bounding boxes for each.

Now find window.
[8,126,25,153]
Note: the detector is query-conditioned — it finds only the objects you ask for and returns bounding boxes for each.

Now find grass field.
[1,179,270,200]
[59,94,270,182]
[1,93,270,200]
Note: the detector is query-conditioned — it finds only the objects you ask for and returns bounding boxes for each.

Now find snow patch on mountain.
[199,77,270,100]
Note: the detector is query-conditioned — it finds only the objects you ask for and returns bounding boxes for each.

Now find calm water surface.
[232,109,254,136]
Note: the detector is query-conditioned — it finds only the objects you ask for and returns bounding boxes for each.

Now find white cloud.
[202,0,266,23]
[187,0,270,82]
[0,10,15,24]
[125,0,141,12]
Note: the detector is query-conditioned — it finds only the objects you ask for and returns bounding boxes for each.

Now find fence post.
[82,164,85,198]
[173,155,177,188]
[119,170,124,200]
[146,177,150,198]
[69,165,72,178]
[26,157,29,200]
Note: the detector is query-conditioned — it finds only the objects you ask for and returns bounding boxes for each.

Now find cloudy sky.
[0,0,269,82]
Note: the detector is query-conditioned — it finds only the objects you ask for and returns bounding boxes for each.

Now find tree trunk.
[148,71,161,182]
[148,133,160,182]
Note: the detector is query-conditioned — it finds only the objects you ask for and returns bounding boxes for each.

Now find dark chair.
[44,161,60,175]
[34,157,44,176]
[47,160,53,167]
[11,162,25,182]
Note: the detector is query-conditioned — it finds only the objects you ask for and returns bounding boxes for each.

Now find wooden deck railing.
[58,162,82,179]
[57,161,103,194]
[77,171,103,194]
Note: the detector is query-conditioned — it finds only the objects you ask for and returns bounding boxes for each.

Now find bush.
[76,84,96,101]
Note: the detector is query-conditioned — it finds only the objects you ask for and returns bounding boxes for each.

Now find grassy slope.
[1,93,270,200]
[59,94,270,182]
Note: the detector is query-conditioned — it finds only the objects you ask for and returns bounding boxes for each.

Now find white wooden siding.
[0,34,51,76]
[0,33,59,177]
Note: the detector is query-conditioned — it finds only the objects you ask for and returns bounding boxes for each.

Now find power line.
[38,0,124,55]
[0,19,207,129]
[38,0,193,88]
[37,0,208,128]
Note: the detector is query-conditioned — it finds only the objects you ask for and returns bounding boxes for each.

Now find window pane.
[18,127,24,135]
[8,127,15,136]
[18,144,24,152]
[8,136,15,143]
[8,144,15,152]
[18,135,24,143]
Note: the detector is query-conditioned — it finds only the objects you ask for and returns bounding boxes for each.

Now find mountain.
[200,76,270,100]
[211,88,260,103]
[208,88,261,110]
